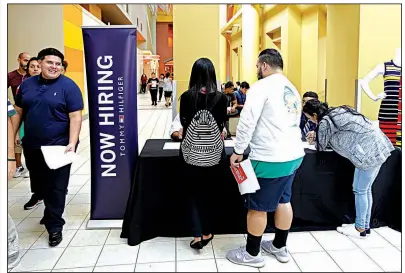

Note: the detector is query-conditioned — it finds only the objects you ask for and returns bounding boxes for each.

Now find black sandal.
[202,234,214,247]
[190,238,203,250]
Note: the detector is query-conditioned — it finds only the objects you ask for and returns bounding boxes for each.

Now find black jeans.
[24,148,71,233]
[141,84,147,94]
[150,89,158,104]
[158,87,164,101]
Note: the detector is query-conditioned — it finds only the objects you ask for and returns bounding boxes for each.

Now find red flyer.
[231,166,248,184]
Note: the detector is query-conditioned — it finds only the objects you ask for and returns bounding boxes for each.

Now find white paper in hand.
[230,159,260,195]
[41,146,77,170]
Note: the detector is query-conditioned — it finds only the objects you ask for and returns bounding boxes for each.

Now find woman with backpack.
[303,99,394,239]
[179,58,228,249]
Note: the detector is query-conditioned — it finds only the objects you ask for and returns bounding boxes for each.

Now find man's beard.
[257,68,263,80]
[20,62,27,70]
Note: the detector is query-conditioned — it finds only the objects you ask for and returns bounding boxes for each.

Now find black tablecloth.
[121,139,401,246]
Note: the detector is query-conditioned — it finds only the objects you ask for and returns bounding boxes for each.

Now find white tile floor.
[8,94,402,272]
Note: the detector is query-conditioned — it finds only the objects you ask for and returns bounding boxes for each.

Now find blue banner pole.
[82,26,138,222]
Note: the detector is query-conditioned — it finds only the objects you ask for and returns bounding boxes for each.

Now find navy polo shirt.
[15,75,84,149]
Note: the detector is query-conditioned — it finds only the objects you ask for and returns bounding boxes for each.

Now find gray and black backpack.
[181,108,224,167]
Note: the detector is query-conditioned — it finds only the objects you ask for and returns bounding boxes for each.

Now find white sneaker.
[337,224,367,239]
[24,171,30,178]
[341,223,371,236]
[13,166,26,178]
[261,240,291,263]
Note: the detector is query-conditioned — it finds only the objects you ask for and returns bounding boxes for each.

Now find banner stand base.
[87,219,123,229]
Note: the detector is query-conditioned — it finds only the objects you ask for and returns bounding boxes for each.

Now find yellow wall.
[317,11,327,101]
[286,7,302,92]
[357,4,401,120]
[63,4,87,115]
[173,4,221,105]
[301,9,319,94]
[230,32,242,82]
[300,7,326,100]
[219,4,227,83]
[241,5,260,85]
[262,6,288,57]
[326,4,360,107]
[261,5,303,90]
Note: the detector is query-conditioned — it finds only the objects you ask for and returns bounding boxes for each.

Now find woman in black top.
[179,58,228,250]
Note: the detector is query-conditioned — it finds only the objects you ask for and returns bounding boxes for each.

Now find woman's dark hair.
[303,99,372,150]
[25,57,39,76]
[188,58,218,108]
[236,81,241,86]
[165,72,171,78]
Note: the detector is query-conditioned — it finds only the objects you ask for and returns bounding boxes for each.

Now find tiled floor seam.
[308,232,344,272]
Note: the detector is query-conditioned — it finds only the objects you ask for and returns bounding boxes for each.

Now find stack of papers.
[163,142,181,150]
[41,146,77,170]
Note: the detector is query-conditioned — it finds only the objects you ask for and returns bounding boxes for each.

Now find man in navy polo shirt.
[14,48,83,247]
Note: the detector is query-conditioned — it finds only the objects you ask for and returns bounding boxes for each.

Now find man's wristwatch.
[8,158,16,162]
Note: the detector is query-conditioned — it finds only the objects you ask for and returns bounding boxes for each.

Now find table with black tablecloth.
[121,139,401,246]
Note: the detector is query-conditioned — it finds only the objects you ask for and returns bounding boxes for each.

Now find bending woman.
[303,99,394,239]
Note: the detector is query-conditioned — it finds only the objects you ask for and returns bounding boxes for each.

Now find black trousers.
[141,84,147,94]
[158,87,164,101]
[24,148,71,233]
[184,163,224,237]
[150,89,158,103]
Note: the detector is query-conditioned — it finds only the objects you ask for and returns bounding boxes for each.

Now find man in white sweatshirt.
[227,49,305,268]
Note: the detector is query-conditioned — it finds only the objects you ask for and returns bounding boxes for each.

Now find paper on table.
[163,142,181,150]
[230,159,260,195]
[302,141,333,152]
[224,139,235,148]
[41,146,77,170]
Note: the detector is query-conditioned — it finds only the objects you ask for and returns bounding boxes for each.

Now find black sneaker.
[49,232,63,247]
[23,194,43,210]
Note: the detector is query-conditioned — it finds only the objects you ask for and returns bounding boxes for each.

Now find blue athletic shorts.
[244,171,296,212]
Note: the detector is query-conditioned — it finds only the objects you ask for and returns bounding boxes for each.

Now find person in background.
[164,72,173,107]
[169,113,227,141]
[60,60,68,75]
[303,99,394,239]
[8,52,31,178]
[227,49,304,268]
[7,99,21,270]
[14,48,84,247]
[180,58,228,250]
[8,52,30,102]
[224,81,238,139]
[148,72,159,106]
[169,113,183,141]
[236,81,241,91]
[300,91,318,141]
[140,73,148,94]
[15,57,43,207]
[234,81,249,113]
[158,73,165,102]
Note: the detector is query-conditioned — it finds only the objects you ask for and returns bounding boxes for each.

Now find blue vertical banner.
[82,26,138,220]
